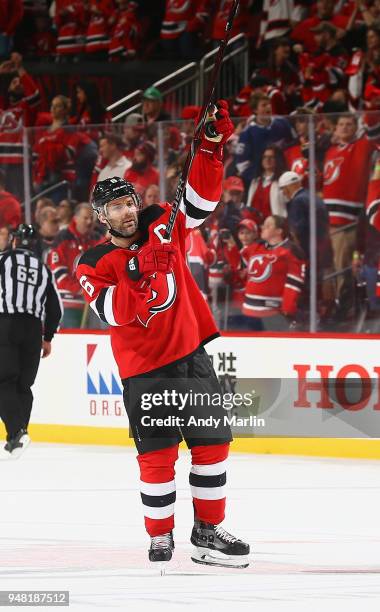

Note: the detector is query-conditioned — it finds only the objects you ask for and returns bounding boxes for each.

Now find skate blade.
[152,560,171,576]
[9,435,31,460]
[191,547,250,569]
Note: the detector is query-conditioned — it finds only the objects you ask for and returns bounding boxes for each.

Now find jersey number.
[79,275,95,297]
[17,266,38,285]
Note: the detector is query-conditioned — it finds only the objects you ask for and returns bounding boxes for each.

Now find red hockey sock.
[137,444,179,537]
[189,442,230,525]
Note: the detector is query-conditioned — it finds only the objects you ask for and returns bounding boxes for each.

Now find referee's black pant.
[0,314,42,439]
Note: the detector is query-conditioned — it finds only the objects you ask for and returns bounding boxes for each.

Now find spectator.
[298,22,348,107]
[260,38,301,113]
[356,161,380,322]
[0,225,10,251]
[143,184,160,208]
[26,13,56,59]
[231,74,288,118]
[211,0,251,43]
[96,134,132,182]
[0,169,22,229]
[122,112,145,160]
[160,0,207,60]
[34,196,55,225]
[239,215,305,330]
[279,170,331,263]
[291,0,350,54]
[34,205,60,261]
[57,198,74,230]
[234,92,292,186]
[220,176,246,232]
[322,113,378,310]
[247,145,287,223]
[141,87,171,124]
[221,218,260,330]
[33,95,95,201]
[85,0,114,60]
[109,0,141,61]
[0,0,23,59]
[55,0,87,60]
[124,141,159,197]
[186,228,216,299]
[0,52,41,199]
[48,202,101,328]
[70,81,111,127]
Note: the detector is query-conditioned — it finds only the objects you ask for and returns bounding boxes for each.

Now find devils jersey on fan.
[323,119,380,227]
[76,152,222,379]
[240,240,305,317]
[366,176,380,232]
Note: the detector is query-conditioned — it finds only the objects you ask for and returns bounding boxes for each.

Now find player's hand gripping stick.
[126,243,177,282]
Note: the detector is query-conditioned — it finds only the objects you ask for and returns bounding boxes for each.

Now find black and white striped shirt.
[0,248,63,341]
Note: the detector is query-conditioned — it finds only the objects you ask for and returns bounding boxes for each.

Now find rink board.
[1,330,380,458]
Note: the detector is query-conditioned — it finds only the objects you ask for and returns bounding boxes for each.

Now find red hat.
[223,176,245,192]
[237,219,258,232]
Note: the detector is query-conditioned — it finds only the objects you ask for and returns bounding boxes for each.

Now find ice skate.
[3,429,30,459]
[149,532,174,574]
[190,520,250,568]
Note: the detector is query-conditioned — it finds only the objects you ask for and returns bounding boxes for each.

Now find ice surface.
[1,444,380,611]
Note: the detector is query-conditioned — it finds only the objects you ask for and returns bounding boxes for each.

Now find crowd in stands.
[1,0,380,332]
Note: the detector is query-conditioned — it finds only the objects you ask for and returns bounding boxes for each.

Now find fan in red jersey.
[322,112,380,309]
[76,101,250,569]
[238,215,305,331]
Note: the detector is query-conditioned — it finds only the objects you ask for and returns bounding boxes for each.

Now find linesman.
[0,224,62,458]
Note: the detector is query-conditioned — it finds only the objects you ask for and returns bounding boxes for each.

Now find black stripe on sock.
[189,472,226,488]
[140,491,176,508]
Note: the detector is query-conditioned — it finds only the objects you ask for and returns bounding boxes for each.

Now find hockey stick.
[163,0,240,240]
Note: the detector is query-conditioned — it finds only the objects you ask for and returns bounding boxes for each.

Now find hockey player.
[76,101,250,569]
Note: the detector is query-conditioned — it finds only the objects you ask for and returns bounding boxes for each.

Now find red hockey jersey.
[85,0,114,53]
[240,239,305,317]
[48,219,102,309]
[0,190,22,228]
[76,151,222,379]
[211,0,249,40]
[0,73,40,166]
[109,5,140,59]
[366,176,380,232]
[323,136,377,226]
[160,0,208,40]
[55,0,87,56]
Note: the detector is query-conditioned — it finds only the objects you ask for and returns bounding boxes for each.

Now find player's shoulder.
[138,203,167,236]
[78,241,119,269]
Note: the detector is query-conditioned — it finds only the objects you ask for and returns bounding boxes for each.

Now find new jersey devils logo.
[323,157,344,186]
[291,158,307,175]
[136,272,177,327]
[247,254,277,283]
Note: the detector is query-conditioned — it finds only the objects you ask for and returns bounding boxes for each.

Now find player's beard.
[111,214,138,238]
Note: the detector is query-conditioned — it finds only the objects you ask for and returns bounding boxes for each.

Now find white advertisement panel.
[31,333,380,438]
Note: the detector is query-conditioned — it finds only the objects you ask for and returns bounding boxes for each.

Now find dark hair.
[250,92,271,112]
[71,81,106,124]
[0,168,5,187]
[260,146,287,180]
[100,133,124,150]
[272,215,289,238]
